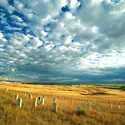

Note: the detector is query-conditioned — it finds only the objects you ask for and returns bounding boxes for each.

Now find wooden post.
[15,94,18,100]
[33,98,37,107]
[17,98,22,108]
[41,97,45,105]
[52,102,58,113]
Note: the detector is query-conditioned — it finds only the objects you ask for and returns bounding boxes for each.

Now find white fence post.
[33,98,37,107]
[52,103,58,113]
[41,97,45,105]
[17,98,22,108]
[15,94,18,100]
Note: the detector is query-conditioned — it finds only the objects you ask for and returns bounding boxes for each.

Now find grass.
[0,83,125,125]
[104,85,125,91]
[95,84,125,91]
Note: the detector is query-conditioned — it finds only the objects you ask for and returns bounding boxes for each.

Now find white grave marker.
[17,98,22,108]
[15,94,18,100]
[52,103,58,113]
[41,97,45,105]
[33,98,37,107]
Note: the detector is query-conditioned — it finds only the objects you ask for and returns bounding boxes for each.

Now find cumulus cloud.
[0,0,125,83]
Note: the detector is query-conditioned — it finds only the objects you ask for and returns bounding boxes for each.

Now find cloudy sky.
[0,0,125,83]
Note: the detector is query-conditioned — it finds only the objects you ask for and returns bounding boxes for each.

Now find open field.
[0,82,125,125]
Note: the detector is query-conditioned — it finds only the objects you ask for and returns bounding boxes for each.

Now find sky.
[0,0,125,84]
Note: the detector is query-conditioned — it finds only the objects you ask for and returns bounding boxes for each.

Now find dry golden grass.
[0,82,125,125]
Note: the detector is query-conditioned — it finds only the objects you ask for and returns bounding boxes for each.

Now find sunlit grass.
[0,86,125,125]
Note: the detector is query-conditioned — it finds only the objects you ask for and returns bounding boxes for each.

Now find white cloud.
[0,0,125,83]
[0,0,8,6]
[10,15,23,22]
[0,32,7,43]
[0,32,4,38]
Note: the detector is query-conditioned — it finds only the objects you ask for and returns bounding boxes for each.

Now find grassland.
[0,82,125,125]
[95,84,125,91]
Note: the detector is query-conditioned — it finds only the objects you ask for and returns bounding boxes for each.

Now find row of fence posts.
[13,93,122,114]
[77,101,122,114]
[15,93,58,113]
[15,94,101,114]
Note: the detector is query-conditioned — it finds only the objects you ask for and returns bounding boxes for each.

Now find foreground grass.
[0,88,125,125]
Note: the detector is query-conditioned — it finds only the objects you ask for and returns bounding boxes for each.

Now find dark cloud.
[0,0,125,83]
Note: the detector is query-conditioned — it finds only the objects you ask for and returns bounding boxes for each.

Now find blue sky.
[0,0,125,83]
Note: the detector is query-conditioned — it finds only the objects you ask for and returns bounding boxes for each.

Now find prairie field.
[0,82,125,125]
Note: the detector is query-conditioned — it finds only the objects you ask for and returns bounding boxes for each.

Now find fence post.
[15,94,18,100]
[33,98,37,107]
[52,102,58,113]
[41,97,45,105]
[17,98,22,108]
